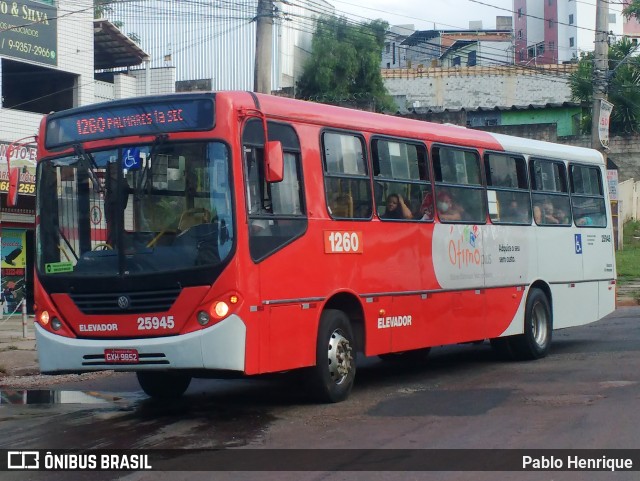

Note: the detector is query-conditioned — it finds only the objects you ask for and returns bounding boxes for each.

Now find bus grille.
[70,289,181,315]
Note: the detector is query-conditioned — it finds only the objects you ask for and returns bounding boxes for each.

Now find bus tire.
[311,309,356,403]
[510,288,552,360]
[137,371,191,400]
[379,348,431,363]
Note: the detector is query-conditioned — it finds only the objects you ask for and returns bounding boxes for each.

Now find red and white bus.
[28,92,616,402]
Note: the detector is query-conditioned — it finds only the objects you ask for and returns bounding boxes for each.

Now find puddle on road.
[0,389,123,405]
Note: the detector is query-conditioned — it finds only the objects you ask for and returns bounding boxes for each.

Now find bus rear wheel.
[310,309,356,403]
[512,288,552,360]
[137,371,192,399]
[492,288,552,361]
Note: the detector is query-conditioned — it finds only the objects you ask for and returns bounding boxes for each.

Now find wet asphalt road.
[1,307,640,481]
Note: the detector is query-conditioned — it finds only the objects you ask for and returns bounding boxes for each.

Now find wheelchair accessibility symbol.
[123,147,141,170]
[575,234,582,254]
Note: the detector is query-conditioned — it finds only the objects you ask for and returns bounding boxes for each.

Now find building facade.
[382,25,414,69]
[0,1,171,313]
[0,0,96,313]
[513,0,640,63]
[400,24,513,69]
[109,0,334,92]
[514,0,578,65]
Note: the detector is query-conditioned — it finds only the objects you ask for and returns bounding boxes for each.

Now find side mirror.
[264,140,284,183]
[7,166,20,207]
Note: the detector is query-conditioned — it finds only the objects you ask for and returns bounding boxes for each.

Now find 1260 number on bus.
[324,231,363,254]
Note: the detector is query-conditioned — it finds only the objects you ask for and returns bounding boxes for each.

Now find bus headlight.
[39,310,50,326]
[51,318,62,331]
[212,301,229,319]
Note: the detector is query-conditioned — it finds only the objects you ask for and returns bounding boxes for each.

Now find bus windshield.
[36,140,234,280]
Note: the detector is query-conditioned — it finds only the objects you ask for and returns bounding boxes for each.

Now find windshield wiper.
[136,134,168,196]
[58,227,79,261]
[73,144,103,193]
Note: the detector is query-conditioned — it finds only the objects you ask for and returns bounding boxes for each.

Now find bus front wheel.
[137,371,191,399]
[311,309,356,403]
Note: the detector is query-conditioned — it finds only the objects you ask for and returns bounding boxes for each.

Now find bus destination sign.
[45,98,215,149]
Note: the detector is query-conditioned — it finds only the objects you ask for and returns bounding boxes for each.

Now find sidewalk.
[0,313,39,378]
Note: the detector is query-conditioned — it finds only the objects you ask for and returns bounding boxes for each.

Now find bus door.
[242,119,310,372]
[568,164,615,321]
[530,158,585,329]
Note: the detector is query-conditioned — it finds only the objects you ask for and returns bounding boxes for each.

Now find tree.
[570,38,640,134]
[296,16,395,113]
[623,1,640,21]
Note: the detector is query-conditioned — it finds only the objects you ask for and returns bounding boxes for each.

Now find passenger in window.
[437,191,464,221]
[501,199,520,222]
[576,215,594,226]
[533,205,543,224]
[418,192,434,220]
[381,193,413,220]
[541,200,561,224]
[554,206,570,224]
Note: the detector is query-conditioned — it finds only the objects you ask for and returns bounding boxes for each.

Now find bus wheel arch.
[323,292,365,354]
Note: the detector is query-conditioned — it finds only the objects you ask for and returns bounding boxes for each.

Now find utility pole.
[591,0,622,249]
[591,0,609,151]
[254,0,274,94]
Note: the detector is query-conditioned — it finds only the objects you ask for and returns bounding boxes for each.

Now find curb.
[4,366,40,377]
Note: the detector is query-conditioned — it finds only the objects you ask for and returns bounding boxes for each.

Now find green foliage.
[94,0,114,18]
[617,220,640,283]
[623,1,640,21]
[569,38,640,134]
[296,16,395,113]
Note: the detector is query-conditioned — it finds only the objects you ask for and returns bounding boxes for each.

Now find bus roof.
[241,92,604,166]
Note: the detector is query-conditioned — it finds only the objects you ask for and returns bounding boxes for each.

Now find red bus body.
[32,92,616,401]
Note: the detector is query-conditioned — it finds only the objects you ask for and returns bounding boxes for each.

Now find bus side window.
[530,158,571,226]
[570,164,607,227]
[432,146,486,223]
[242,120,307,261]
[372,138,431,221]
[484,152,531,224]
[322,131,372,219]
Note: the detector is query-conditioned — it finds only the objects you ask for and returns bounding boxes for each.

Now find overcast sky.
[329,0,515,31]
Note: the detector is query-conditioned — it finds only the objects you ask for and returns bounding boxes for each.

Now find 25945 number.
[137,315,175,330]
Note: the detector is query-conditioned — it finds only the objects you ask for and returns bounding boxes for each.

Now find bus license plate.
[104,348,139,364]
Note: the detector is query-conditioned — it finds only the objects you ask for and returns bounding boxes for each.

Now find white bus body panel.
[487,133,616,334]
[35,315,247,373]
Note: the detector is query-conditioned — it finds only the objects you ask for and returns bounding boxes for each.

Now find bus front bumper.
[35,315,246,374]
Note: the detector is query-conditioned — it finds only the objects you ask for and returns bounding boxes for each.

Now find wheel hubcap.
[531,301,549,347]
[327,328,353,384]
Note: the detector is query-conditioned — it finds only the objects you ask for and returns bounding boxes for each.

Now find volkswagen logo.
[117,295,130,310]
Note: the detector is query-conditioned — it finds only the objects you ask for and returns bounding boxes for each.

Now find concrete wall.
[383,65,577,111]
[618,179,637,223]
